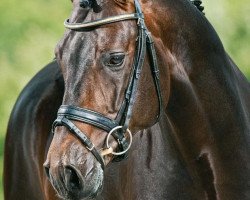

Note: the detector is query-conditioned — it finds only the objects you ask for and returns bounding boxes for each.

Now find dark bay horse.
[4,0,250,199]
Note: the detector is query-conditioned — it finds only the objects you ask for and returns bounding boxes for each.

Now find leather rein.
[53,0,163,169]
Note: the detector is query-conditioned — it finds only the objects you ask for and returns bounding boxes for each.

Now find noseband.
[53,0,163,169]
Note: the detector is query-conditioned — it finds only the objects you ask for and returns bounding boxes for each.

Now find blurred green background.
[0,0,249,199]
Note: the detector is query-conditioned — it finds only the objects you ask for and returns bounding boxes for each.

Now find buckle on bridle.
[86,144,95,151]
[137,13,144,25]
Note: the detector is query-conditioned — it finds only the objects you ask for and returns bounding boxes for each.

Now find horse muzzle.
[44,151,104,200]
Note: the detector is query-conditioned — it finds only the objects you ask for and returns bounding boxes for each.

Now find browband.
[64,13,142,30]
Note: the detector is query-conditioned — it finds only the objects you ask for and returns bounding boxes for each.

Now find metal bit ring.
[106,126,133,156]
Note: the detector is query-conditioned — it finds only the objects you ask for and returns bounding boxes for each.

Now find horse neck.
[148,0,250,186]
[148,0,249,137]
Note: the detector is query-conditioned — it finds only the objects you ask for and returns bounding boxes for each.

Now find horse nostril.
[64,166,83,191]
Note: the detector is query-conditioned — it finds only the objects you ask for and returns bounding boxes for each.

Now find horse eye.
[105,53,125,67]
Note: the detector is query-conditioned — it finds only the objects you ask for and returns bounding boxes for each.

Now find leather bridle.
[52,0,163,169]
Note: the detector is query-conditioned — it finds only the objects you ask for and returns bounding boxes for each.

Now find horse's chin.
[57,183,103,200]
[86,182,104,200]
[53,166,104,200]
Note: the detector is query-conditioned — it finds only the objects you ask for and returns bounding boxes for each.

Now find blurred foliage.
[0,0,71,198]
[203,0,250,78]
[0,0,249,199]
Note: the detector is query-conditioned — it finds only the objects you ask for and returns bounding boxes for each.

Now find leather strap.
[146,32,163,120]
[120,13,147,133]
[64,13,140,30]
[53,117,105,169]
[58,105,119,132]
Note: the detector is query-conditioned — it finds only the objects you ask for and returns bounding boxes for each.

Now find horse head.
[44,0,170,199]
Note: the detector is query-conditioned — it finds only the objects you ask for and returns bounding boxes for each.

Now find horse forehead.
[71,0,135,22]
[62,25,131,54]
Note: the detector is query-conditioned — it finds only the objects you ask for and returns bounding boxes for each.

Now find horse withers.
[4,0,250,199]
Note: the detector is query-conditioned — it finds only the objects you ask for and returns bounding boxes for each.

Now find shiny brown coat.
[4,0,250,199]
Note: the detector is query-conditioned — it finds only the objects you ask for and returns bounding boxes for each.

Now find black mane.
[190,0,205,13]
